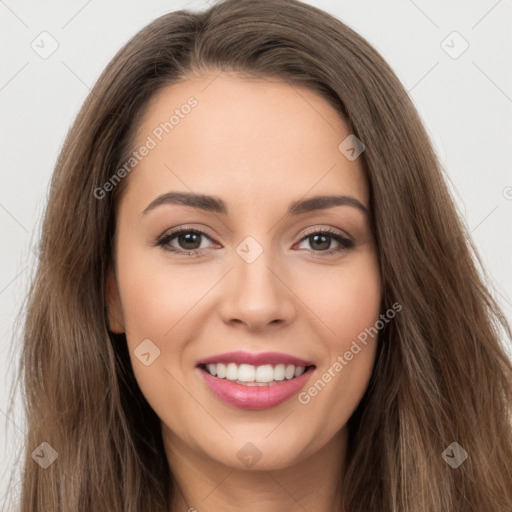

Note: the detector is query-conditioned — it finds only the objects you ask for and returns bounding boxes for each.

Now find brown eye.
[296,229,354,254]
[308,233,332,251]
[157,229,214,254]
[175,232,202,250]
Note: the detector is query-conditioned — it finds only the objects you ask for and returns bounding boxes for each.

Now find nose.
[219,245,296,332]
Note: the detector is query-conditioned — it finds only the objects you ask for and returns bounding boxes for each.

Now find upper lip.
[196,351,315,367]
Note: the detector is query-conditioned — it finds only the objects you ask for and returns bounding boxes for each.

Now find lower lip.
[197,366,315,410]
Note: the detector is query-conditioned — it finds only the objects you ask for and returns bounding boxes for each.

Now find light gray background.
[1,0,511,507]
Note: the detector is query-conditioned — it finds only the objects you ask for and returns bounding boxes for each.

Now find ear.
[105,264,125,334]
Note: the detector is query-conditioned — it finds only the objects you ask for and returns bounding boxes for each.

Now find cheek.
[329,251,381,372]
[117,247,208,340]
[115,252,195,419]
[297,251,381,419]
[114,246,220,407]
[304,250,381,344]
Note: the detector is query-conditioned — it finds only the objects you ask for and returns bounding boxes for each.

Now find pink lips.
[196,351,316,410]
[196,350,314,367]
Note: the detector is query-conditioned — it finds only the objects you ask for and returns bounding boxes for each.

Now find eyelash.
[155,226,355,258]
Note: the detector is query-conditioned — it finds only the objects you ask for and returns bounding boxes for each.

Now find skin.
[106,70,381,512]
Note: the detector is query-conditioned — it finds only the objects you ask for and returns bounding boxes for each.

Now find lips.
[196,350,314,367]
[196,351,316,410]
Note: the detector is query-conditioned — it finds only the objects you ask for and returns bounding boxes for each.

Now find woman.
[10,0,512,510]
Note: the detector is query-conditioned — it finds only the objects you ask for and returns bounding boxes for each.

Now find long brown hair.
[7,0,512,510]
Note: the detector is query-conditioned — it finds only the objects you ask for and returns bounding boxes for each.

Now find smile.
[201,362,310,385]
[196,351,316,409]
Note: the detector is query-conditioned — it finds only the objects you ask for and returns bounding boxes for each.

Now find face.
[106,70,381,472]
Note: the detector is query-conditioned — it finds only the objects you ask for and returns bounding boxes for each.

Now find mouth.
[195,351,316,409]
[198,362,316,386]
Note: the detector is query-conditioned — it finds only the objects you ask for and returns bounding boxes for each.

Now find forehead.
[122,71,368,212]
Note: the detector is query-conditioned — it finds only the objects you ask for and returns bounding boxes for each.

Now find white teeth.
[238,364,256,382]
[255,365,274,382]
[285,365,295,379]
[216,363,226,379]
[203,362,310,383]
[274,364,285,381]
[295,366,305,377]
[226,363,238,381]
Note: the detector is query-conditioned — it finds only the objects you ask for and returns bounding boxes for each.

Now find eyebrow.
[141,191,369,217]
